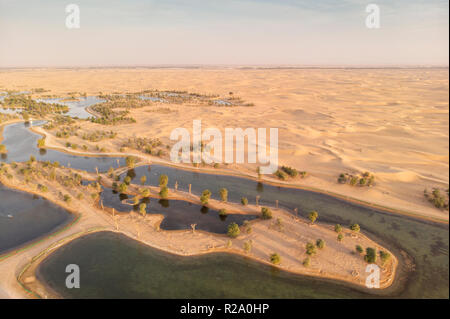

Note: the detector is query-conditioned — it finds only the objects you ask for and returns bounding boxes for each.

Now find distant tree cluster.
[122,136,165,157]
[274,166,307,180]
[338,171,375,187]
[2,95,69,117]
[424,188,449,210]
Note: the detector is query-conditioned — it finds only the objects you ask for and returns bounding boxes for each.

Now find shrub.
[364,247,377,263]
[424,188,449,210]
[337,233,344,242]
[0,144,6,153]
[281,166,298,177]
[308,211,318,224]
[227,222,240,238]
[350,223,360,232]
[274,170,287,180]
[140,175,147,185]
[356,245,364,254]
[380,251,391,264]
[241,197,248,206]
[63,194,71,203]
[243,240,252,254]
[306,242,317,255]
[338,173,347,184]
[219,209,227,216]
[303,257,310,267]
[261,207,273,220]
[316,239,325,249]
[334,224,342,233]
[270,253,281,265]
[124,176,132,185]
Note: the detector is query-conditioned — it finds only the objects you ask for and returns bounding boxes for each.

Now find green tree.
[140,175,147,185]
[159,174,168,187]
[139,203,147,216]
[219,209,227,216]
[200,189,212,205]
[0,144,6,153]
[124,176,132,185]
[125,156,136,168]
[241,197,248,206]
[37,138,45,148]
[364,247,377,263]
[219,188,228,202]
[159,186,169,199]
[118,183,128,193]
[337,233,344,242]
[350,223,360,232]
[140,188,150,197]
[334,224,342,233]
[308,211,318,224]
[227,222,240,238]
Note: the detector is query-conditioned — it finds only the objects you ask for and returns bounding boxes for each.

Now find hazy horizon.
[0,0,448,67]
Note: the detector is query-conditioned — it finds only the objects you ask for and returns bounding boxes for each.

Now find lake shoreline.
[0,163,398,298]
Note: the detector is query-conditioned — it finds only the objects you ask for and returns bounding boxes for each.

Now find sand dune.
[0,67,448,220]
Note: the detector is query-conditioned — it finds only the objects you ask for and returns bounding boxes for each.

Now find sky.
[0,0,448,67]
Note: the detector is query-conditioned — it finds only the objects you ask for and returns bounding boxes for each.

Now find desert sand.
[1,67,447,221]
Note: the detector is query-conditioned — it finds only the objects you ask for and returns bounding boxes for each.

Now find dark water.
[119,165,449,298]
[0,121,125,172]
[0,184,73,255]
[37,231,379,299]
[99,186,258,233]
